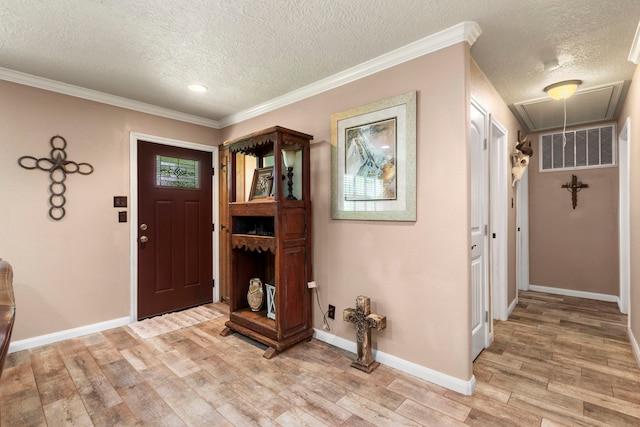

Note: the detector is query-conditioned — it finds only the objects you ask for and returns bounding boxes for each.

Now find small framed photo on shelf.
[249,166,274,200]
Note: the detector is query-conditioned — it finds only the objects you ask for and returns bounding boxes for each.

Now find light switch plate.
[114,196,127,208]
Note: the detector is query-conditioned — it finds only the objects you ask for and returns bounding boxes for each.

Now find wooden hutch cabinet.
[220,126,313,358]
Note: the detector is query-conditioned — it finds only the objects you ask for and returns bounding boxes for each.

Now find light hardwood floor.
[1,291,639,426]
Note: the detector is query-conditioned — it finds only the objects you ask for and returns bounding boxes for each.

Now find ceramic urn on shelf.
[247,278,264,311]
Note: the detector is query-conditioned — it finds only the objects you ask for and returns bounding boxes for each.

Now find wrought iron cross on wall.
[18,135,94,220]
[561,174,589,209]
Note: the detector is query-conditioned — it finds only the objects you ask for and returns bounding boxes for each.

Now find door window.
[156,155,200,188]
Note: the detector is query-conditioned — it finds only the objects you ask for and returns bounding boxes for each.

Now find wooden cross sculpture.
[561,174,589,209]
[343,295,386,373]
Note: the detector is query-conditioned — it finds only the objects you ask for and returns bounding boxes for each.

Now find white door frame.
[619,117,631,316]
[129,132,219,323]
[489,116,509,321]
[516,168,530,293]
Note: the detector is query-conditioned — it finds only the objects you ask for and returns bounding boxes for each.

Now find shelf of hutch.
[220,126,314,358]
[231,234,275,253]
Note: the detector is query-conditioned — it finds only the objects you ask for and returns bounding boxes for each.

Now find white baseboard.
[9,317,130,353]
[507,297,517,317]
[528,284,619,304]
[630,328,640,369]
[313,329,476,396]
[617,298,628,315]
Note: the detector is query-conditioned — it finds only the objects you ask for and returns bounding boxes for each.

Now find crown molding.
[629,21,640,64]
[0,20,481,130]
[218,21,482,127]
[0,67,221,129]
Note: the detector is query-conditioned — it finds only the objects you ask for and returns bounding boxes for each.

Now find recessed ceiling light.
[188,83,208,93]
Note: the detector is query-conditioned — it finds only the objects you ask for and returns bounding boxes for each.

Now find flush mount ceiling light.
[187,83,208,93]
[544,80,582,147]
[543,79,582,100]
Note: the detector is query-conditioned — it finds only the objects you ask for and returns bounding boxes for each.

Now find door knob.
[140,223,148,231]
[140,236,149,243]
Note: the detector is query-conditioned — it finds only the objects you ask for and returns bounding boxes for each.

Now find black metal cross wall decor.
[18,135,94,220]
[561,174,589,210]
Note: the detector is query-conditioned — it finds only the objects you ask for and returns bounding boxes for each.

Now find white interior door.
[490,117,508,321]
[471,100,489,360]
[516,168,529,292]
[619,118,630,315]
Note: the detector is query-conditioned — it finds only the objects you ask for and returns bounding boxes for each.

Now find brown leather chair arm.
[0,260,16,379]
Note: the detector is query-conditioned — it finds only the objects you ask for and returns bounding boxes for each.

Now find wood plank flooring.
[1,290,639,426]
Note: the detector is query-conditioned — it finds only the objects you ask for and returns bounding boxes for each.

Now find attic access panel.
[512,82,628,132]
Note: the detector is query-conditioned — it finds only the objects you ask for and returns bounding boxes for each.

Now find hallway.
[471,290,639,425]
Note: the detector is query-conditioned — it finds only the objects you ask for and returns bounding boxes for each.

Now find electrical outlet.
[307,281,317,288]
[327,305,335,319]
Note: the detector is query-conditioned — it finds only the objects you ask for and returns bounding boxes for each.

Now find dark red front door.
[137,141,212,319]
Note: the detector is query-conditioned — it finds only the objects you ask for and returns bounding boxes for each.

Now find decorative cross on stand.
[343,295,386,373]
[18,135,94,220]
[561,174,589,210]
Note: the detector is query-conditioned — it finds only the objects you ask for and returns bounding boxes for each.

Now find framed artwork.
[249,166,274,200]
[331,91,416,221]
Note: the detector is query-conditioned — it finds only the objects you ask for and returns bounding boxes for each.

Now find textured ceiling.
[1,0,639,129]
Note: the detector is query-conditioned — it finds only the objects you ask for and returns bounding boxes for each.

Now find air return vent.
[539,124,616,172]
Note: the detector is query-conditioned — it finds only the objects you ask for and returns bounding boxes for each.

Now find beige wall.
[469,60,522,306]
[221,44,473,381]
[0,80,218,340]
[618,64,640,347]
[528,134,619,295]
[0,40,523,383]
